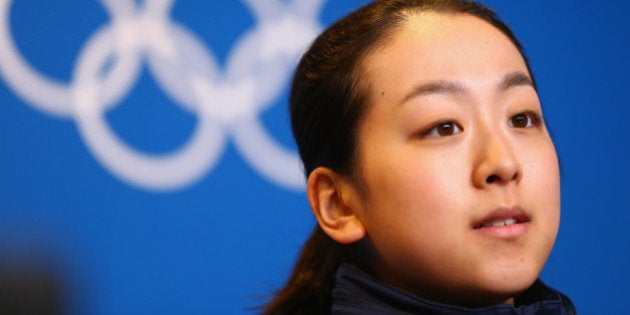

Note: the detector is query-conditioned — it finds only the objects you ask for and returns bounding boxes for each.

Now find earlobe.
[307,167,366,245]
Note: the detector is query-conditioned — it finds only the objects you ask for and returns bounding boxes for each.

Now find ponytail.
[261,226,345,315]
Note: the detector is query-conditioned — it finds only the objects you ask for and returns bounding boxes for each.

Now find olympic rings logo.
[0,0,324,191]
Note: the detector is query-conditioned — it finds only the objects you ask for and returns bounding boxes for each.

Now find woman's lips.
[472,206,530,238]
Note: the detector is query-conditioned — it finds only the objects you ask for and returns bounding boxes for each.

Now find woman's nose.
[472,131,522,189]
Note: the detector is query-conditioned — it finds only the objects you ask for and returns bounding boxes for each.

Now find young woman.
[264,0,575,314]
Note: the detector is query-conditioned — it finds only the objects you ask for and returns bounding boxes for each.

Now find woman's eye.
[423,121,462,137]
[508,111,541,128]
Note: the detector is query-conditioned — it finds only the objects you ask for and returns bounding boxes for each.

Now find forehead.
[360,12,528,96]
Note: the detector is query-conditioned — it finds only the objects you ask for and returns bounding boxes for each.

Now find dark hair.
[263,1,535,314]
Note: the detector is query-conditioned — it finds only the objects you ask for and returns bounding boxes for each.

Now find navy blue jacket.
[331,264,576,315]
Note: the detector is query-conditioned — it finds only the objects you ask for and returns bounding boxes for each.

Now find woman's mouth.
[472,207,530,238]
[478,217,518,228]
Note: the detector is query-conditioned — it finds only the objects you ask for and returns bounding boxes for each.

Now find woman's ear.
[307,167,366,244]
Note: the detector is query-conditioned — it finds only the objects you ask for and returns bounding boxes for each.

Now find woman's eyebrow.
[399,80,467,106]
[498,71,534,92]
[399,71,534,106]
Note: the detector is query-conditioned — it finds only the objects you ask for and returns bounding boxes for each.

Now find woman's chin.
[471,272,539,305]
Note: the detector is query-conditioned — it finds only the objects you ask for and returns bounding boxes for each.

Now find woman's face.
[352,13,560,306]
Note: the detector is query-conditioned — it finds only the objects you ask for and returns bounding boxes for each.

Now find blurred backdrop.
[0,0,627,314]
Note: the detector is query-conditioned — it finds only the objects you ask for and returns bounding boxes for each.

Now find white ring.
[72,21,227,191]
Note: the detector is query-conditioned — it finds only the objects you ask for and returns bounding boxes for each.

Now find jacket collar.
[331,263,576,315]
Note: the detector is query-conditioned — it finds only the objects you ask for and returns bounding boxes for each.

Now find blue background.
[0,1,628,314]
